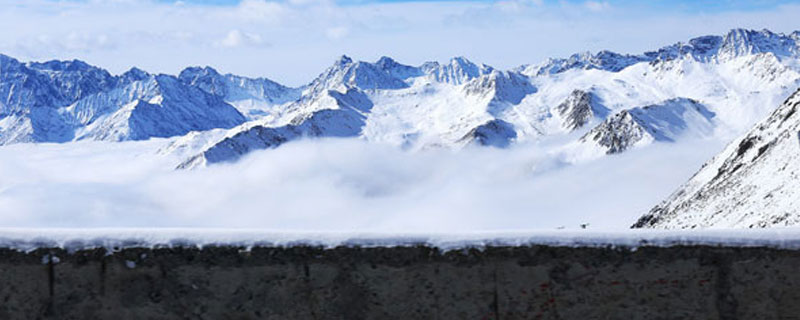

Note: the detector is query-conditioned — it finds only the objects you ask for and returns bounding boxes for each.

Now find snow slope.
[634,89,800,229]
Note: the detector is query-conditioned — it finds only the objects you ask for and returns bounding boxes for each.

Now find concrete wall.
[1,245,799,319]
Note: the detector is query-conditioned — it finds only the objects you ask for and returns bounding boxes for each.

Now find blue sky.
[1,0,799,85]
[162,0,797,10]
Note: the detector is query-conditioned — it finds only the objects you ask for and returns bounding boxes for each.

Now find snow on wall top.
[3,228,800,253]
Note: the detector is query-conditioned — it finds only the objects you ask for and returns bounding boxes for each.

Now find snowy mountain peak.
[459,119,517,148]
[375,56,397,67]
[422,56,494,85]
[522,28,800,76]
[717,28,798,60]
[178,66,228,96]
[556,89,609,131]
[0,53,18,64]
[336,54,353,66]
[73,73,247,142]
[28,59,94,72]
[306,55,408,95]
[375,56,421,80]
[178,65,299,119]
[634,88,800,229]
[179,66,222,79]
[521,50,648,76]
[26,58,117,102]
[578,98,715,154]
[463,70,536,106]
[120,67,151,83]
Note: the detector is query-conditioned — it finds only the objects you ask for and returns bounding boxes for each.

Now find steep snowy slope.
[633,89,800,229]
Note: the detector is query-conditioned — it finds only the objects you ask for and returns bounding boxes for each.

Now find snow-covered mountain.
[69,74,246,141]
[555,90,610,131]
[577,98,715,155]
[517,29,800,76]
[0,55,281,144]
[3,28,800,172]
[633,89,800,229]
[178,66,300,119]
[172,28,800,168]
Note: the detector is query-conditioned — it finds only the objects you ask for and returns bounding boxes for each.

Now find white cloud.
[0,138,723,231]
[216,29,266,48]
[232,0,289,22]
[325,26,349,40]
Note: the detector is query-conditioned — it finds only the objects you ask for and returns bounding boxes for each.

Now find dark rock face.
[556,90,609,131]
[3,245,800,319]
[582,109,647,154]
[460,119,517,148]
[580,98,714,154]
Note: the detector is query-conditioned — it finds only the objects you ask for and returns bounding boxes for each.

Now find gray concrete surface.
[1,245,799,319]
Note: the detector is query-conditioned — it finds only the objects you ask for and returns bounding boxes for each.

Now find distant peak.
[335,55,353,66]
[450,56,473,65]
[29,59,93,72]
[376,56,395,64]
[122,67,150,81]
[181,66,219,75]
[568,51,593,60]
[375,56,398,68]
[723,28,773,40]
[725,28,759,35]
[0,53,19,64]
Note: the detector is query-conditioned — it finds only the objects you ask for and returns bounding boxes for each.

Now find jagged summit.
[459,119,517,148]
[422,56,494,85]
[336,54,353,66]
[2,27,800,175]
[375,56,421,80]
[578,98,716,154]
[28,59,95,72]
[556,90,610,131]
[120,67,150,83]
[521,28,800,76]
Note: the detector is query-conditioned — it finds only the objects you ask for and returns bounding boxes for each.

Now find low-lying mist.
[0,137,724,231]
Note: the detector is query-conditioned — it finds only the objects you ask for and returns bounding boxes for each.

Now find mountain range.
[2,28,800,227]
